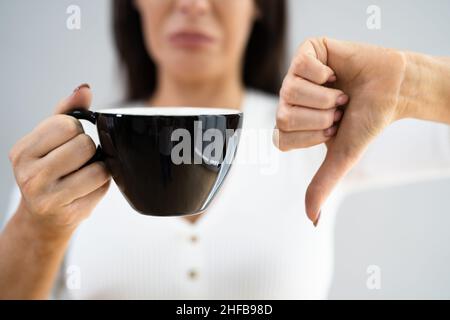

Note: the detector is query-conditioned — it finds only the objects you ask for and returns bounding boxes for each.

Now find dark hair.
[113,0,287,102]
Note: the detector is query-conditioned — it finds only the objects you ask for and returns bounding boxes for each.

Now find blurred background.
[1,0,450,299]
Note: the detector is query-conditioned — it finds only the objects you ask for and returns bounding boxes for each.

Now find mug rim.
[95,106,243,117]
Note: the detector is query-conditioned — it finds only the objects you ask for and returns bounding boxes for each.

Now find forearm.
[0,201,72,299]
[400,52,450,124]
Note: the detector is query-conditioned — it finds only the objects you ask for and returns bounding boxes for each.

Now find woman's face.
[134,0,258,83]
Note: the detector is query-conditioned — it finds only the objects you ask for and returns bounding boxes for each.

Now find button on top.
[190,235,198,244]
[188,269,199,280]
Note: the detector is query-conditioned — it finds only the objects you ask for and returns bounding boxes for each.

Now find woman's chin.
[173,70,222,83]
[165,60,222,81]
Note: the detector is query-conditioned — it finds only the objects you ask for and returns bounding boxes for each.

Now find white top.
[4,90,450,299]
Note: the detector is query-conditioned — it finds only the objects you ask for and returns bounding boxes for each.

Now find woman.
[1,0,450,299]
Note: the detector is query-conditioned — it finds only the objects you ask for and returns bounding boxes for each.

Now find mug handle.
[66,109,104,167]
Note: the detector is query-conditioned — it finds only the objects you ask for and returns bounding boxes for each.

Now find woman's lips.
[168,31,215,48]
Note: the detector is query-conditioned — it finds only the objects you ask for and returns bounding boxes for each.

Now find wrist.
[398,52,450,124]
[13,201,74,255]
[396,51,423,120]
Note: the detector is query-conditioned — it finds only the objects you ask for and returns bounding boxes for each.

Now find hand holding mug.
[9,84,111,237]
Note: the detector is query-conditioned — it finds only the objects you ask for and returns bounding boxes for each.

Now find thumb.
[54,83,92,115]
[305,105,379,226]
[324,38,356,58]
[324,38,370,77]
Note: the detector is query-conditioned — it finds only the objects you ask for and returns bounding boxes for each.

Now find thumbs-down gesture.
[274,38,410,226]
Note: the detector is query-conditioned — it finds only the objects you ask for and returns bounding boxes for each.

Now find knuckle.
[299,38,314,51]
[321,111,336,129]
[292,55,307,73]
[305,37,316,44]
[276,106,292,131]
[91,163,109,181]
[96,179,111,193]
[19,173,41,200]
[319,69,331,84]
[278,145,291,153]
[16,169,33,190]
[279,85,289,102]
[280,81,296,103]
[8,136,30,167]
[275,131,291,152]
[14,163,40,192]
[8,145,22,166]
[81,163,109,188]
[78,134,96,156]
[55,115,83,138]
[321,93,336,109]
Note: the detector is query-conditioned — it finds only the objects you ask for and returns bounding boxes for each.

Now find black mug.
[67,107,243,217]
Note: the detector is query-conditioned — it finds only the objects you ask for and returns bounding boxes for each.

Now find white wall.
[1,0,450,299]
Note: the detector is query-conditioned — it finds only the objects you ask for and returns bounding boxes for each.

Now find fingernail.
[73,83,90,94]
[313,210,321,227]
[328,74,337,82]
[324,125,338,137]
[334,110,344,122]
[272,128,280,148]
[336,94,349,106]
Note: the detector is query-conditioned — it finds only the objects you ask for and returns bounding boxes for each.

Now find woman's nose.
[175,0,210,17]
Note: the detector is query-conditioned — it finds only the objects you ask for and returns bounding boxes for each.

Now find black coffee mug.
[67,107,243,217]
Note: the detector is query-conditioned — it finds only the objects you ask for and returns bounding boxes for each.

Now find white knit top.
[4,90,450,299]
